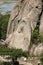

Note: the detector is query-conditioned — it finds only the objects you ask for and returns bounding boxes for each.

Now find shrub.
[0,48,29,60]
[0,62,3,65]
[0,14,10,40]
[40,53,43,65]
[31,29,39,44]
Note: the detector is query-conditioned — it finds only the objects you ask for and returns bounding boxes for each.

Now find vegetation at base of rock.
[39,34,43,43]
[40,53,43,65]
[0,47,29,60]
[0,14,10,40]
[0,48,29,65]
[0,62,12,65]
[0,62,3,65]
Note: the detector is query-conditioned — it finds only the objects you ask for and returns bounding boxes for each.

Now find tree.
[0,14,10,40]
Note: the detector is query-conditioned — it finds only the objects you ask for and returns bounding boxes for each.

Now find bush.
[39,34,43,43]
[3,62,12,65]
[31,29,39,44]
[0,62,3,65]
[40,53,43,65]
[0,47,29,60]
[0,14,10,40]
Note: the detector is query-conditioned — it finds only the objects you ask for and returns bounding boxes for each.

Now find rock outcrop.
[34,43,43,56]
[0,56,11,62]
[30,43,43,56]
[0,0,43,64]
[6,0,42,51]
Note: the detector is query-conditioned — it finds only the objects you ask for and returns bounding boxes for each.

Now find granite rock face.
[34,44,43,56]
[6,0,42,51]
[0,0,43,64]
[30,43,43,56]
[40,13,43,34]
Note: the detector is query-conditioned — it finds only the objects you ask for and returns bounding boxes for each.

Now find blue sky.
[0,1,15,14]
[0,4,14,11]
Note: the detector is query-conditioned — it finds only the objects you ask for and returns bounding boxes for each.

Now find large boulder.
[6,0,42,51]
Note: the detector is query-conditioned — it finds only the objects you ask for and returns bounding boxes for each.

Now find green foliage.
[0,62,3,65]
[38,34,43,43]
[40,53,43,65]
[31,28,40,44]
[31,9,43,44]
[31,29,43,44]
[31,23,43,44]
[0,14,10,40]
[11,49,23,59]
[0,48,29,60]
[32,29,39,39]
[22,51,29,57]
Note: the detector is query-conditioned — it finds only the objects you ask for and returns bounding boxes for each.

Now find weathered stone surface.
[5,0,42,51]
[30,43,43,56]
[34,44,43,56]
[7,0,42,36]
[0,0,43,64]
[0,56,11,62]
[29,44,36,55]
[40,13,43,34]
[17,57,33,65]
[17,57,40,65]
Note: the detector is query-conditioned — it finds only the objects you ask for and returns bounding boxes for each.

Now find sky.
[0,0,16,14]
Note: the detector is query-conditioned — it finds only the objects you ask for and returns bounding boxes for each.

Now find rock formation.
[34,43,43,56]
[5,0,42,52]
[0,0,43,64]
